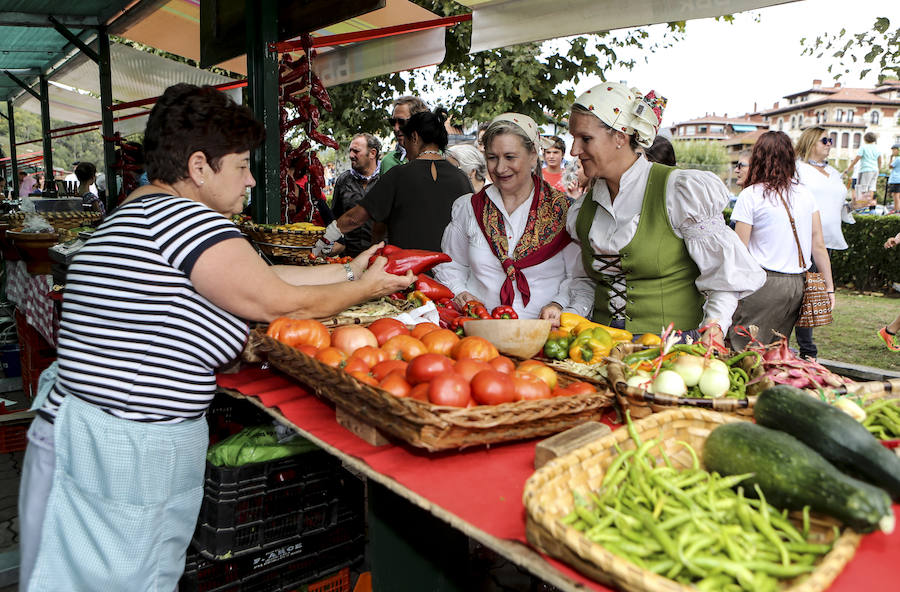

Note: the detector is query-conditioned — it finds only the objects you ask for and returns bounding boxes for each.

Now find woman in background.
[446,143,488,194]
[728,131,834,350]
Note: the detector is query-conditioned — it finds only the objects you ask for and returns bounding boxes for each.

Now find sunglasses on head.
[820,137,834,146]
[388,117,408,127]
[735,162,748,170]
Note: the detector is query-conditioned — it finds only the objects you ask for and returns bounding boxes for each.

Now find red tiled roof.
[671,114,764,126]
[764,87,898,116]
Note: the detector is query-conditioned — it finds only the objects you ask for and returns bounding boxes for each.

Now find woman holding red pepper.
[435,113,585,321]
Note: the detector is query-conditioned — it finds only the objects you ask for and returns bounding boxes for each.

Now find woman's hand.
[829,292,836,311]
[453,291,477,310]
[885,234,900,249]
[539,302,563,328]
[350,242,383,279]
[699,323,726,353]
[360,256,415,298]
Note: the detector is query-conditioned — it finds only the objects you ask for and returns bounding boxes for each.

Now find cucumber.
[755,385,900,500]
[703,422,893,533]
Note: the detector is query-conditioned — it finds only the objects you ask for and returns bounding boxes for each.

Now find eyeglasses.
[387,117,408,127]
[820,137,834,146]
[735,162,749,170]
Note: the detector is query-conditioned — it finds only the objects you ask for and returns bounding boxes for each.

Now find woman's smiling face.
[569,111,620,180]
[484,132,537,198]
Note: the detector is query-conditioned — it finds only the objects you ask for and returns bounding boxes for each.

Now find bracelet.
[826,291,834,294]
[343,263,356,282]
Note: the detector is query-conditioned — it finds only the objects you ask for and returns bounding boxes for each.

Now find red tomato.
[410,383,430,402]
[381,335,428,362]
[470,370,516,405]
[379,372,412,398]
[560,381,597,396]
[453,359,492,382]
[411,322,441,341]
[516,359,558,389]
[267,318,330,349]
[331,326,378,356]
[343,357,370,375]
[296,344,319,357]
[315,346,347,367]
[368,318,410,346]
[349,370,378,386]
[421,329,460,357]
[451,336,499,362]
[488,355,516,374]
[371,360,409,381]
[406,353,455,385]
[428,372,471,407]
[513,372,552,401]
[350,345,387,368]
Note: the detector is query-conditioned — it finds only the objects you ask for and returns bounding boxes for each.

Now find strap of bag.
[778,193,806,268]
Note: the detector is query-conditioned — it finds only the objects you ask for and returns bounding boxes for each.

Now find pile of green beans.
[862,398,900,439]
[560,418,833,592]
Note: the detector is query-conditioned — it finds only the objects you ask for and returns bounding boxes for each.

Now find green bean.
[646,558,676,575]
[571,519,587,531]
[625,410,643,447]
[575,505,599,527]
[802,505,811,538]
[560,510,579,525]
[751,485,790,566]
[676,439,700,469]
[602,449,635,487]
[726,350,761,369]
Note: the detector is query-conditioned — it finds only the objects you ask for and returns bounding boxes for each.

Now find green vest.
[575,163,705,334]
[379,149,406,175]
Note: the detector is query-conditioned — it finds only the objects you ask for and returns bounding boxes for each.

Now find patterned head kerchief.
[572,82,667,148]
[489,113,554,152]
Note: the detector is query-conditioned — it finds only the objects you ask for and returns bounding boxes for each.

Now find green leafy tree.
[672,140,730,178]
[320,1,687,143]
[801,17,899,82]
[1,109,105,180]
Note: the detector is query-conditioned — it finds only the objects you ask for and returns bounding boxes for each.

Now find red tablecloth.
[216,366,900,591]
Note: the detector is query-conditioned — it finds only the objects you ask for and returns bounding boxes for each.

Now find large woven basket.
[523,408,861,592]
[7,211,101,231]
[247,329,615,451]
[607,343,759,418]
[242,223,325,263]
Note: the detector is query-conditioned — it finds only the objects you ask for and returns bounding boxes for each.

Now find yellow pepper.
[559,312,590,334]
[559,312,633,344]
[635,333,662,346]
[568,327,613,364]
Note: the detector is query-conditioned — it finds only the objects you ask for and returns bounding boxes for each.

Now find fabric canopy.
[732,124,759,132]
[457,0,798,54]
[14,42,236,132]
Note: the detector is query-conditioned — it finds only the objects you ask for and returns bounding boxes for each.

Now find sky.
[564,0,889,128]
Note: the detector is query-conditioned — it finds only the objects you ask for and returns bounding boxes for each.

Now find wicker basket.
[7,211,101,231]
[247,329,615,451]
[523,409,861,592]
[607,343,760,418]
[242,223,325,263]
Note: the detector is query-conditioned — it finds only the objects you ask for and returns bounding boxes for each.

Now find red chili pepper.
[279,56,309,85]
[375,248,452,275]
[414,274,454,301]
[310,73,333,112]
[436,305,461,329]
[463,301,490,319]
[435,297,454,308]
[309,129,339,150]
[491,305,518,320]
[450,316,474,337]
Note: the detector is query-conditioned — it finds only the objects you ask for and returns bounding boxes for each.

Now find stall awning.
[13,42,236,133]
[731,124,759,132]
[456,0,798,54]
[120,0,445,85]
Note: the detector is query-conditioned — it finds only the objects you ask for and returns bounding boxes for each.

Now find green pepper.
[569,327,613,364]
[543,329,573,360]
[622,347,661,365]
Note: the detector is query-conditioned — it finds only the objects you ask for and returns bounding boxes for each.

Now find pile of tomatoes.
[266,317,599,407]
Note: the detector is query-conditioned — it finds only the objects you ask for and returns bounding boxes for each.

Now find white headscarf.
[572,82,667,148]
[489,113,554,151]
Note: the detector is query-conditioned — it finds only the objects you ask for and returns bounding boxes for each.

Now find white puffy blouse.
[565,156,766,334]
[434,184,584,319]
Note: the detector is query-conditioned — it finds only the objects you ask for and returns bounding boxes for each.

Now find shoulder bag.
[779,194,833,327]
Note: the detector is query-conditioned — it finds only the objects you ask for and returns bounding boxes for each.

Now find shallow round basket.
[241,223,325,264]
[7,229,61,274]
[463,319,552,359]
[8,211,101,231]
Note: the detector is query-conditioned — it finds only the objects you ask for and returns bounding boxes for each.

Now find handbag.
[779,195,833,328]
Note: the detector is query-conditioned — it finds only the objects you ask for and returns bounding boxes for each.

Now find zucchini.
[755,385,900,500]
[703,422,893,533]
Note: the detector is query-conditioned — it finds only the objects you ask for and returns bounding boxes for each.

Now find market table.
[216,365,900,591]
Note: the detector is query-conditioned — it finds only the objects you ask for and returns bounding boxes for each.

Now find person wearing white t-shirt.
[728,131,834,351]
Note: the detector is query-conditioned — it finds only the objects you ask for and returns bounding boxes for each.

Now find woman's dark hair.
[144,84,264,184]
[74,161,96,184]
[745,131,797,200]
[643,136,676,166]
[400,107,449,150]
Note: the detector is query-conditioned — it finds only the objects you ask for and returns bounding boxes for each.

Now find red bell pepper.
[436,305,461,329]
[414,274,454,301]
[370,247,452,276]
[450,316,474,337]
[491,305,518,320]
[463,301,491,319]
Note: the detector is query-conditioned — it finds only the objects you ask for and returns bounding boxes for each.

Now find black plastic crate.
[205,450,340,496]
[206,396,273,445]
[193,496,344,560]
[181,513,365,592]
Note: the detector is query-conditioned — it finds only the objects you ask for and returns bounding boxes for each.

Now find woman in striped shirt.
[18,84,413,592]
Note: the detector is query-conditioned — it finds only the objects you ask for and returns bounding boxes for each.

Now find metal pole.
[246,0,281,224]
[97,27,118,211]
[7,101,17,198]
[38,74,53,191]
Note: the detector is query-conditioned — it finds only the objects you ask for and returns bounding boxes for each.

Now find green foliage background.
[0,110,104,180]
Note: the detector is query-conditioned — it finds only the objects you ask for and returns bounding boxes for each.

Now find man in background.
[331,133,381,256]
[18,171,36,197]
[541,135,567,192]
[379,96,429,174]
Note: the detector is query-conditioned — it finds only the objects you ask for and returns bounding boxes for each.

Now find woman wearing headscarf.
[435,114,584,320]
[565,83,765,341]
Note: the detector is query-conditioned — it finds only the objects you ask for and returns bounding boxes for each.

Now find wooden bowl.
[7,229,60,275]
[463,319,552,359]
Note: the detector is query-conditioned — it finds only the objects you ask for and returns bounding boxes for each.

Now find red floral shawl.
[470,175,571,307]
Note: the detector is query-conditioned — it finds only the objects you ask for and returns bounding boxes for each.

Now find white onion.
[698,368,730,398]
[671,355,705,387]
[651,370,687,397]
[705,359,730,376]
[626,375,653,390]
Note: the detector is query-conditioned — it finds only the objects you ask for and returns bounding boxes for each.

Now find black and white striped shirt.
[40,194,249,423]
